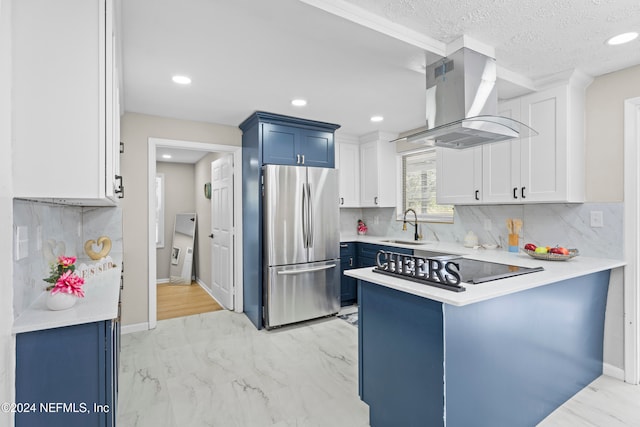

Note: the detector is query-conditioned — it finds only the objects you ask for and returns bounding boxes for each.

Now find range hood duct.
[394,47,537,149]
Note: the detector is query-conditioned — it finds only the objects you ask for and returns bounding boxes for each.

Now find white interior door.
[210,155,234,309]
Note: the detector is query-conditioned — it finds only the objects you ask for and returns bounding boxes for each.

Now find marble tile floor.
[117,310,369,427]
[118,309,640,427]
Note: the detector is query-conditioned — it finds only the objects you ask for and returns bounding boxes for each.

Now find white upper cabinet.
[518,82,585,203]
[335,137,360,208]
[438,78,588,205]
[13,0,122,205]
[481,98,522,203]
[359,132,397,208]
[436,146,483,205]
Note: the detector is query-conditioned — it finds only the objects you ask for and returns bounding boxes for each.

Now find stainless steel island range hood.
[394,47,537,149]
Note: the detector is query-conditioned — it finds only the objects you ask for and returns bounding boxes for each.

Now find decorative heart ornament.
[44,240,66,264]
[84,236,112,260]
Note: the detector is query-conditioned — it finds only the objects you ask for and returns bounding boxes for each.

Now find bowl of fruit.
[522,243,579,261]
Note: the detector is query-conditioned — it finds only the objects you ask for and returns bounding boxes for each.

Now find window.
[399,149,454,223]
[155,173,165,248]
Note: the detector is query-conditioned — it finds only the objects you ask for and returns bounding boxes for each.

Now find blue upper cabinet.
[253,112,339,168]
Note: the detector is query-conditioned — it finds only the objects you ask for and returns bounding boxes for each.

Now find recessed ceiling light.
[370,116,384,122]
[162,154,172,159]
[172,75,192,85]
[291,99,307,107]
[606,32,638,46]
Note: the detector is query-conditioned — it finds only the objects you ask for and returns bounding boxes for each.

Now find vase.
[358,231,366,235]
[46,292,77,311]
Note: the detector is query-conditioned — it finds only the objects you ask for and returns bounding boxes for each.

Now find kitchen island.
[345,247,624,427]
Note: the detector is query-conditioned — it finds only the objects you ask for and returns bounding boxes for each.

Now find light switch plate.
[590,211,604,228]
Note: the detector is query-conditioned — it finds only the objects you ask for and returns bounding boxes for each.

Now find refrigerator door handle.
[276,264,337,275]
[307,183,314,248]
[301,184,308,248]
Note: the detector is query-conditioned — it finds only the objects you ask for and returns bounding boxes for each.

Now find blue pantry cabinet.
[15,320,119,427]
[240,111,340,329]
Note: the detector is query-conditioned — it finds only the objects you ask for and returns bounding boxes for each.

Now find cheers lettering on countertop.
[373,250,465,292]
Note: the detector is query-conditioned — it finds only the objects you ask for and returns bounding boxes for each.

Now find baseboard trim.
[195,278,225,307]
[121,322,150,335]
[603,363,625,381]
[157,278,170,284]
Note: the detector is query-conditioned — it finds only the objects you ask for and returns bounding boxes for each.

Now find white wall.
[0,0,14,424]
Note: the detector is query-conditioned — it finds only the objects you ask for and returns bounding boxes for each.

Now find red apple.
[550,247,570,255]
[524,243,537,251]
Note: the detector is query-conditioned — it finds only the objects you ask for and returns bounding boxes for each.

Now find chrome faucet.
[402,208,420,241]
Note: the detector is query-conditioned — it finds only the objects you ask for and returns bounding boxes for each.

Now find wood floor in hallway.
[157,282,223,320]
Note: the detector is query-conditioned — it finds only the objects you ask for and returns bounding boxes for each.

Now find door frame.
[148,137,243,330]
[623,96,640,385]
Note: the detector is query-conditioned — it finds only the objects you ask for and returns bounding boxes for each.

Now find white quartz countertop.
[12,268,121,334]
[342,235,626,306]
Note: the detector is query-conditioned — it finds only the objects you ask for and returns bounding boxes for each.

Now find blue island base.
[358,270,611,427]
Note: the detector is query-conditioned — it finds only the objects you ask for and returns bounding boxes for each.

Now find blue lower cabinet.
[358,243,412,268]
[15,320,119,427]
[340,242,357,306]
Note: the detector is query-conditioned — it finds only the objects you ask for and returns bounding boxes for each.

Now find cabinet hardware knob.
[301,154,305,164]
[349,257,353,267]
[208,234,214,239]
[119,141,124,154]
[296,154,300,164]
[115,175,124,199]
[340,244,348,248]
[475,190,479,201]
[521,187,526,199]
[513,187,518,199]
[340,197,344,205]
[374,196,378,205]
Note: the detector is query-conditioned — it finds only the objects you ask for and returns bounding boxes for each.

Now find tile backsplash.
[12,199,123,319]
[341,202,623,259]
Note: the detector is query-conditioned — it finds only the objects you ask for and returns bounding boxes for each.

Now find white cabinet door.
[436,146,482,204]
[359,137,397,207]
[520,85,572,202]
[359,141,378,207]
[482,98,522,203]
[336,142,360,207]
[13,0,120,205]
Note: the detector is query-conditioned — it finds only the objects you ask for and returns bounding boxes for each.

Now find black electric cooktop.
[453,258,544,284]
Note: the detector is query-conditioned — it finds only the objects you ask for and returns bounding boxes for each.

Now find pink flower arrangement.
[357,219,368,234]
[44,255,85,298]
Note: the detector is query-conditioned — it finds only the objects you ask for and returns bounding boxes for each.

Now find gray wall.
[120,112,241,327]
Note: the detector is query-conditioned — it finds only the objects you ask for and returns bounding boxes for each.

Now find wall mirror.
[170,213,197,285]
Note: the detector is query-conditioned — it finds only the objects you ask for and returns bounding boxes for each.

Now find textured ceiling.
[341,0,640,81]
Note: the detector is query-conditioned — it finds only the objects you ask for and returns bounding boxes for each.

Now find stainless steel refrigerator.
[263,164,340,329]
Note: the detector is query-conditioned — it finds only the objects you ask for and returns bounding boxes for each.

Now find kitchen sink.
[382,239,428,246]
